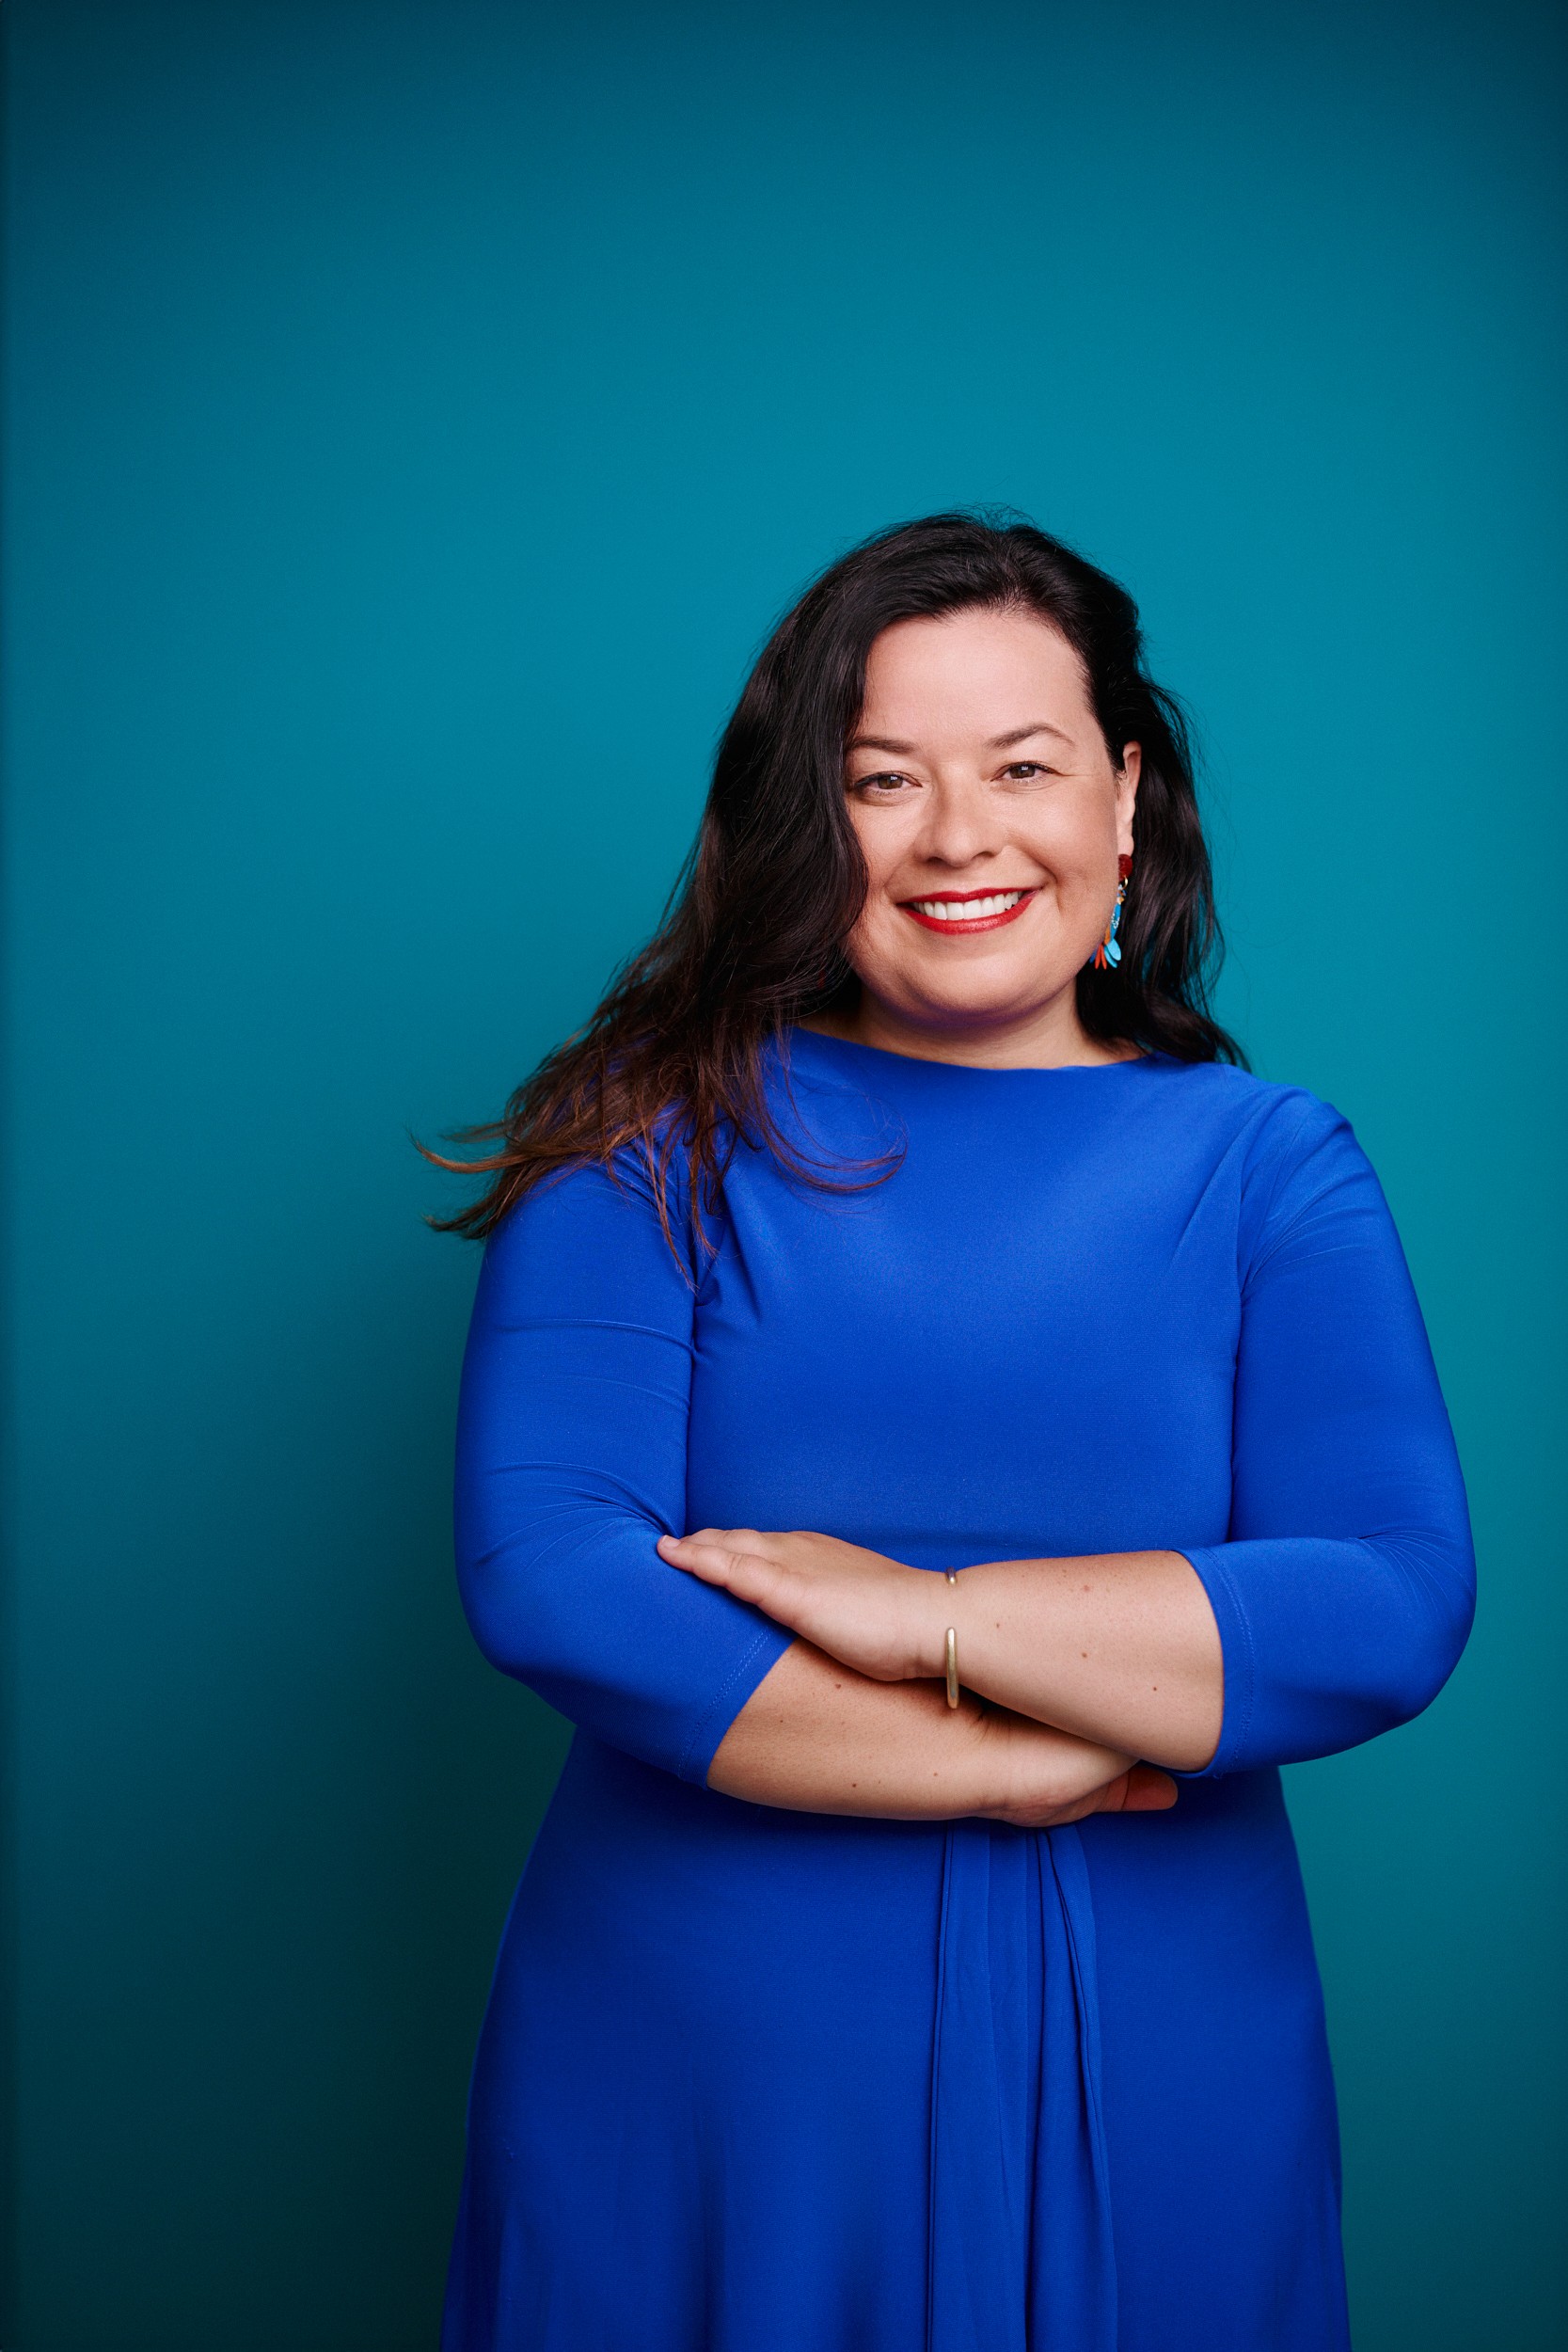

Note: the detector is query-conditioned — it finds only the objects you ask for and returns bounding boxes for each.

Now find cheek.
[845,819,909,930]
[1027,805,1117,897]
[847,809,898,892]
[847,893,902,965]
[844,890,917,994]
[1031,791,1100,856]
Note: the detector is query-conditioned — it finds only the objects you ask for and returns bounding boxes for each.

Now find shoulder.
[1134,1056,1383,1260]
[480,1128,702,1304]
[1141,1055,1355,1166]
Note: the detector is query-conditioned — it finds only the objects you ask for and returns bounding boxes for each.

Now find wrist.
[906,1564,963,1683]
[964,1703,1025,1817]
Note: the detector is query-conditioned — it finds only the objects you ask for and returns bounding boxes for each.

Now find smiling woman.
[427,515,1230,1250]
[426,515,1475,2352]
[828,604,1143,1053]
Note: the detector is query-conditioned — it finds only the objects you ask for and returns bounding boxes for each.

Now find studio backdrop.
[3,2,1564,2345]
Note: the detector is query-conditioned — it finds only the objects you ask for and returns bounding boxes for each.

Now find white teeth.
[911,890,1025,921]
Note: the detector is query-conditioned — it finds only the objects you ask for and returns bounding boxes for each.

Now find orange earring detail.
[1093,853,1134,970]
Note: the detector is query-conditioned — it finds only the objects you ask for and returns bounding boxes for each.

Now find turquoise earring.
[1093,854,1134,971]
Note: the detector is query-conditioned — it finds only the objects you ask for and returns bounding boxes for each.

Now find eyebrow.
[846,722,1075,755]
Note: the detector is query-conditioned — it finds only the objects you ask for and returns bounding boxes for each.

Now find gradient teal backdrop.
[4,2,1564,2344]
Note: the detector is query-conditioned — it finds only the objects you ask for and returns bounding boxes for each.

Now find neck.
[806,985,1138,1071]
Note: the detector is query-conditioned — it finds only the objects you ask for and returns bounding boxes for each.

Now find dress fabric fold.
[927,1821,1116,2352]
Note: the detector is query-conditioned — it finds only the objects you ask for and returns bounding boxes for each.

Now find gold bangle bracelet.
[943,1569,959,1708]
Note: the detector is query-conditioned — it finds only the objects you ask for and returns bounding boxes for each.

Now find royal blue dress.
[440,1031,1474,2352]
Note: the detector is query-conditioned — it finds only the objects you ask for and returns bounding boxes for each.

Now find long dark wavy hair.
[424,511,1244,1244]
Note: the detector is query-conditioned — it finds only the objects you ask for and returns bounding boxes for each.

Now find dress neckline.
[784,1025,1163,1079]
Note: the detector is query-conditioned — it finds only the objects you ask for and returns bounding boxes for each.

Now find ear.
[1116,743,1141,857]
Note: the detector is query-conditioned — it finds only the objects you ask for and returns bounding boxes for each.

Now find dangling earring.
[1093,853,1133,970]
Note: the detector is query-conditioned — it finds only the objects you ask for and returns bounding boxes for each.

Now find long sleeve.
[452,1154,796,1784]
[1177,1095,1476,1777]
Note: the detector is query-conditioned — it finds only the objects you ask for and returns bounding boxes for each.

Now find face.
[838,604,1140,1062]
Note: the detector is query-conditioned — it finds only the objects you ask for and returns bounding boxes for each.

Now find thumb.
[1116,1764,1179,1812]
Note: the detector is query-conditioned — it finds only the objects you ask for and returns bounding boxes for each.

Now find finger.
[658,1534,806,1619]
[1039,1785,1118,1827]
[1038,1795,1101,1828]
[657,1534,751,1583]
[660,1528,781,1563]
[657,1533,749,1566]
[1106,1766,1179,1813]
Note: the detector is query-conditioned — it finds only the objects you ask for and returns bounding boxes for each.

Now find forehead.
[856,607,1093,742]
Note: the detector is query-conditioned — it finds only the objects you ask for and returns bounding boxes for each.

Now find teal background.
[3,1,1563,2344]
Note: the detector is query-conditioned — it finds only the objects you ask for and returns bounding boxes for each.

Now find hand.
[657,1526,943,1683]
[975,1707,1179,1829]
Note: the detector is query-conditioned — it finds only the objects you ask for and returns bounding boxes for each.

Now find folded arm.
[672,1534,1223,1772]
[668,1101,1477,1781]
[705,1637,1178,1824]
[454,1154,1168,1823]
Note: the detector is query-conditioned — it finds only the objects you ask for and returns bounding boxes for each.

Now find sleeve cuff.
[674,1619,799,1786]
[1169,1544,1257,1779]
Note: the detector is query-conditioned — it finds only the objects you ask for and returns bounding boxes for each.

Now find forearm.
[658,1528,1221,1782]
[705,1636,1158,1825]
[706,1640,995,1817]
[925,1549,1224,1772]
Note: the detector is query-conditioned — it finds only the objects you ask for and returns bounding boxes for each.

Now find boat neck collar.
[781,1026,1164,1077]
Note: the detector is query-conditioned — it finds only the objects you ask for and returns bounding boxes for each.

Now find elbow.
[1363,1534,1477,1738]
[1194,1525,1478,1774]
[460,1575,537,1684]
[458,1559,569,1691]
[454,1522,565,1687]
[451,1498,664,1707]
[1371,1641,1465,1740]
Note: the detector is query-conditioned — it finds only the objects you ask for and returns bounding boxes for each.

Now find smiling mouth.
[899,887,1037,934]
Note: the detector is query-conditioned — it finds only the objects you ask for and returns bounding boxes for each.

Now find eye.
[1000,760,1053,782]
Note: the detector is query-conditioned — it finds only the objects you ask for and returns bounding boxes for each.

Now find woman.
[432,514,1475,2351]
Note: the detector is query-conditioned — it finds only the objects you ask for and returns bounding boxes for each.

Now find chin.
[911,984,1061,1027]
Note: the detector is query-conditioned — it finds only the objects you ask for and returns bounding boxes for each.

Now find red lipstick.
[898,886,1038,936]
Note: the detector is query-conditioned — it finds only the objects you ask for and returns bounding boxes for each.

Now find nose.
[916,775,1006,871]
